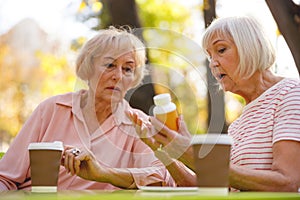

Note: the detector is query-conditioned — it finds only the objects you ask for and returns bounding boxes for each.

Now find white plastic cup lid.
[28,141,64,151]
[191,134,233,145]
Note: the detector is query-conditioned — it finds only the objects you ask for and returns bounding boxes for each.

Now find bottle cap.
[153,93,171,106]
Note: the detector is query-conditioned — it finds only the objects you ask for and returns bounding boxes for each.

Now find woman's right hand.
[62,146,104,182]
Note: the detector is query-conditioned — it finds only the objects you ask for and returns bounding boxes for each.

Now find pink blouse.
[0,90,174,190]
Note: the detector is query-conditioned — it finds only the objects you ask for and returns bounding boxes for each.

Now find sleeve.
[0,103,44,190]
[273,84,300,144]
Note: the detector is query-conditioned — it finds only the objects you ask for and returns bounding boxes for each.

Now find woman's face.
[206,34,241,92]
[89,51,136,104]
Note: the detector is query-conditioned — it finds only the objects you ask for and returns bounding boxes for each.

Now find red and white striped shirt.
[229,78,300,170]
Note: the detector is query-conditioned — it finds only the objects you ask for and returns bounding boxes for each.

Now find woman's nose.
[112,66,122,80]
[209,57,219,69]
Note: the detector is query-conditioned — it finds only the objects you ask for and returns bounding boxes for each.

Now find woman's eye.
[104,63,116,70]
[106,63,115,68]
[122,65,134,75]
[218,48,226,54]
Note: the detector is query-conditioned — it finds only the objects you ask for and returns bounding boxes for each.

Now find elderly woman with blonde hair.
[0,27,174,190]
[129,16,300,192]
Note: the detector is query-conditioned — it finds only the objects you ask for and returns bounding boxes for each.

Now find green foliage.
[36,52,76,97]
[136,0,191,32]
[0,46,75,139]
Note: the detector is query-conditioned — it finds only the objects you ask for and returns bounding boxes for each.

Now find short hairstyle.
[76,26,147,88]
[202,16,276,78]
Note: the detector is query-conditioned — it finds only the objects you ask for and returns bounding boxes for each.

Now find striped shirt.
[229,78,300,170]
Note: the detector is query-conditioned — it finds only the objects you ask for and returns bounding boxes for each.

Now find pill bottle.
[153,93,178,131]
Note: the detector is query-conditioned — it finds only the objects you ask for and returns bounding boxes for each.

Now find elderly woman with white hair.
[128,16,300,191]
[0,27,174,190]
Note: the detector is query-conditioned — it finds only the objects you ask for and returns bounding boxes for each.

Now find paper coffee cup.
[191,134,233,195]
[28,141,63,193]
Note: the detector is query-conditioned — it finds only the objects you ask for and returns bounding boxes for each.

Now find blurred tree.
[0,44,74,145]
[266,0,300,74]
[203,0,228,133]
[0,19,76,151]
[0,45,25,138]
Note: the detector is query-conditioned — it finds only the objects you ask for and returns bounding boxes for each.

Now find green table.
[1,190,300,200]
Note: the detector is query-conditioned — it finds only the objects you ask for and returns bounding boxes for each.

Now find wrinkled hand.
[126,110,161,151]
[62,146,103,181]
[149,116,191,160]
[126,110,192,166]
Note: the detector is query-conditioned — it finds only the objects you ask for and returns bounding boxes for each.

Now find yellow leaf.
[78,1,87,12]
[92,2,103,13]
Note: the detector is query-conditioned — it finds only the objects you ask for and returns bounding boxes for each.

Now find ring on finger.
[157,144,163,151]
[71,148,81,156]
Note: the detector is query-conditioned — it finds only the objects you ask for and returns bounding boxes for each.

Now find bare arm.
[166,159,197,187]
[177,146,196,172]
[94,167,135,189]
[63,147,136,189]
[230,140,300,192]
[154,148,197,187]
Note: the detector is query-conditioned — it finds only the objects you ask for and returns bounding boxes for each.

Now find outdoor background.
[0,0,299,152]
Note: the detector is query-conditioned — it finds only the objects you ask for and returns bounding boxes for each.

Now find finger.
[126,110,140,125]
[127,111,146,138]
[74,151,87,175]
[150,116,176,140]
[129,113,161,150]
[133,117,144,138]
[75,150,96,176]
[138,125,158,150]
[136,116,143,127]
[178,114,191,138]
[74,158,81,175]
[130,112,145,135]
[131,111,139,124]
[66,149,76,175]
[62,146,74,165]
[139,122,148,138]
[125,110,133,120]
[152,133,168,145]
[69,156,76,175]
[63,149,71,173]
[149,116,165,132]
[131,113,150,138]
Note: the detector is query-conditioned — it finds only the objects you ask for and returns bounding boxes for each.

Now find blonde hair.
[202,16,276,78]
[76,26,147,88]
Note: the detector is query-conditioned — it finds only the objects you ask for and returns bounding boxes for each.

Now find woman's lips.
[219,74,226,80]
[106,86,121,91]
[215,73,226,81]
